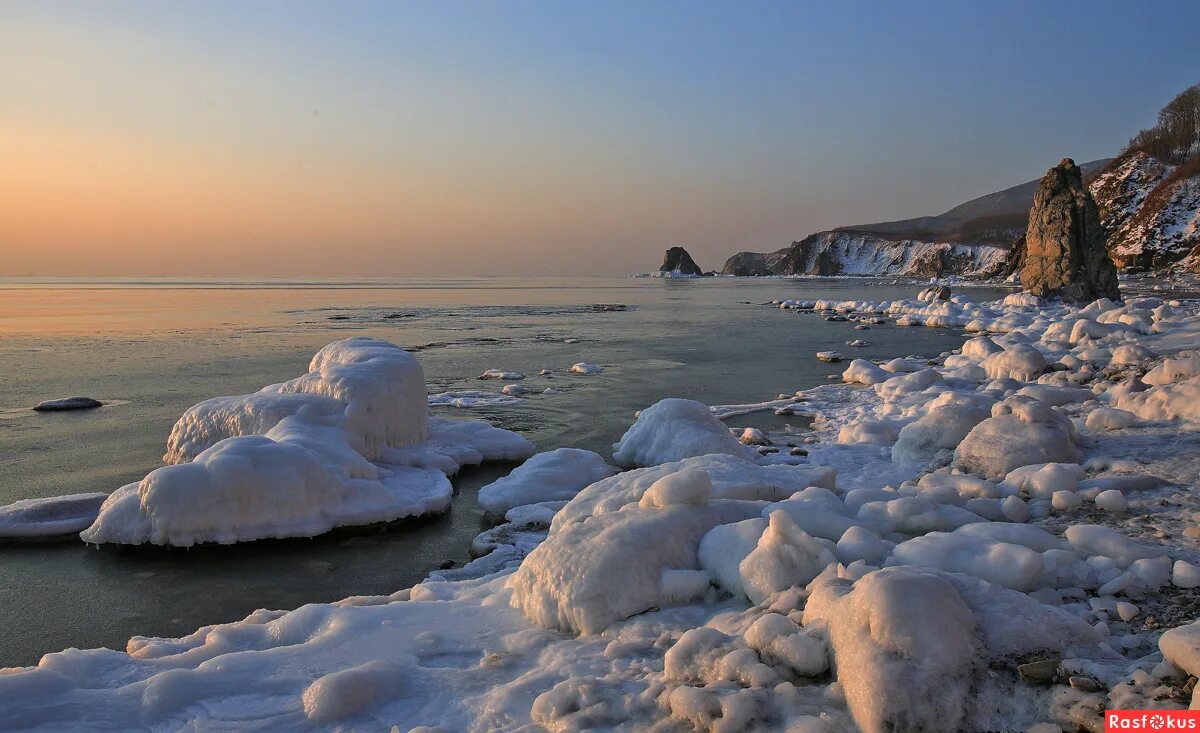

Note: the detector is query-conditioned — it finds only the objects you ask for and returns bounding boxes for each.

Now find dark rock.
[659,246,704,276]
[1021,158,1120,301]
[1018,658,1061,685]
[33,397,103,412]
[1068,675,1102,692]
[721,251,774,276]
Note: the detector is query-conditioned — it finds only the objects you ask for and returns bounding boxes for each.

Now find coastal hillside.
[1089,84,1200,273]
[721,160,1111,277]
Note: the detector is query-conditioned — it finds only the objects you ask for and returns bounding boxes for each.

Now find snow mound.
[612,398,754,468]
[82,338,534,546]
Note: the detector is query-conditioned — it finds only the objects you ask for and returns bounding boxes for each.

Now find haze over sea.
[0,276,1004,665]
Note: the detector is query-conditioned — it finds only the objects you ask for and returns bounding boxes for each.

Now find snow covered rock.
[737,510,838,604]
[1085,406,1136,431]
[612,398,754,468]
[842,359,890,386]
[1159,621,1200,678]
[477,448,616,517]
[837,420,899,446]
[569,362,603,375]
[892,394,991,464]
[954,396,1079,477]
[982,344,1048,382]
[82,339,535,546]
[1117,376,1200,422]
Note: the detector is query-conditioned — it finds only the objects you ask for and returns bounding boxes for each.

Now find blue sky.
[3,1,1198,275]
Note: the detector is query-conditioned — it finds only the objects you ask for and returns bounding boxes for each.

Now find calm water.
[0,277,1009,666]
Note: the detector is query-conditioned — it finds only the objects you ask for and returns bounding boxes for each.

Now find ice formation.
[80,338,535,546]
[12,290,1200,732]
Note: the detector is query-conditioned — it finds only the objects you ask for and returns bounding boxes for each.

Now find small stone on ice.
[739,427,769,446]
[501,384,527,396]
[1173,560,1200,588]
[33,396,102,412]
[1017,658,1060,685]
[816,351,843,362]
[1068,676,1101,692]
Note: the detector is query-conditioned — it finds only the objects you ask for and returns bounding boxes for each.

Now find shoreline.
[4,285,1200,731]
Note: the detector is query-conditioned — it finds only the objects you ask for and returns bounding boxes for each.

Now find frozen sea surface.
[0,276,1007,666]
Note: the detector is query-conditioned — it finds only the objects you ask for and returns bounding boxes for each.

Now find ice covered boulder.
[892,393,992,464]
[803,565,1106,733]
[887,531,1046,591]
[1142,357,1200,387]
[83,339,535,546]
[1160,621,1200,678]
[611,398,754,468]
[698,518,769,600]
[1117,376,1200,422]
[1109,344,1156,366]
[837,420,899,446]
[842,359,890,386]
[874,368,942,400]
[737,510,838,604]
[81,434,453,546]
[509,496,760,634]
[954,396,1079,477]
[1064,525,1166,567]
[982,344,1047,382]
[962,335,1005,361]
[477,448,617,517]
[1084,406,1136,432]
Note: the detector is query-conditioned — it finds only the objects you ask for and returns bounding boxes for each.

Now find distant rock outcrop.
[717,160,1109,279]
[720,233,1006,278]
[1021,158,1119,301]
[659,246,704,276]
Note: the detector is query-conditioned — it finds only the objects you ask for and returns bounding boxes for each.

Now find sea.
[0,276,1011,666]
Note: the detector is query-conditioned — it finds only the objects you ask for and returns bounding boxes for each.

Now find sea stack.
[1020,158,1120,301]
[659,246,704,276]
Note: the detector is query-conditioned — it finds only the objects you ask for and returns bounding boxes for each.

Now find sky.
[2,1,1199,278]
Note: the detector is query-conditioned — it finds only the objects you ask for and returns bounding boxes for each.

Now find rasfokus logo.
[1107,711,1200,730]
